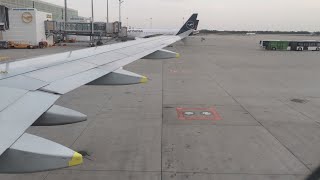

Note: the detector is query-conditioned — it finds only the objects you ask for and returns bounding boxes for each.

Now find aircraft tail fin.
[176,13,198,35]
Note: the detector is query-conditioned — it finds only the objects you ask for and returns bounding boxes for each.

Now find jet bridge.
[45,21,126,38]
[0,5,9,33]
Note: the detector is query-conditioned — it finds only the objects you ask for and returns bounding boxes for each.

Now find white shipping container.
[3,8,53,46]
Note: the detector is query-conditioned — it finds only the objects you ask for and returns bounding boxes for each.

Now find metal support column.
[91,0,94,42]
[119,0,124,30]
[64,0,68,40]
[106,0,109,23]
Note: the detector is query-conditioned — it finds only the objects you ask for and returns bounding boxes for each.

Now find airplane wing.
[0,30,192,173]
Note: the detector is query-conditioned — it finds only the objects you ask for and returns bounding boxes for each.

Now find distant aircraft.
[127,13,199,38]
[0,25,194,173]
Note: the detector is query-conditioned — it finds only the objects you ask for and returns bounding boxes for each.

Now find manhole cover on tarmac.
[176,107,222,121]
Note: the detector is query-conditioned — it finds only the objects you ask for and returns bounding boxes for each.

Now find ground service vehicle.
[260,40,320,51]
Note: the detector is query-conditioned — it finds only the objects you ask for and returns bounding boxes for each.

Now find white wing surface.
[0,30,192,173]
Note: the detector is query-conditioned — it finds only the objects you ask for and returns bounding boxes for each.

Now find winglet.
[176,13,198,35]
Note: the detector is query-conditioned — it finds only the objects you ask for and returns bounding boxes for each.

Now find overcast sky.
[41,0,320,31]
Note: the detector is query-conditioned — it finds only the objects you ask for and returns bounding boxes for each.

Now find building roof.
[33,0,77,12]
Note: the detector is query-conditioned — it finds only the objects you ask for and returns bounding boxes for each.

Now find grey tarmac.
[1,34,320,179]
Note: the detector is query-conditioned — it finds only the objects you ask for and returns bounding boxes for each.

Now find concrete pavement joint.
[163,124,261,127]
[42,94,112,180]
[206,69,312,173]
[69,94,112,147]
[53,169,308,176]
[161,171,308,176]
[161,58,164,180]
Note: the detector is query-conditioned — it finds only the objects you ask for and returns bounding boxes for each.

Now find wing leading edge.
[0,29,193,173]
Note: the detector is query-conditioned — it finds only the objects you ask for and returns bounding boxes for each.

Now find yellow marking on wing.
[140,76,148,83]
[68,152,83,167]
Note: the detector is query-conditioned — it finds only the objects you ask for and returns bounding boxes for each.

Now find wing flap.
[40,68,108,94]
[0,75,48,90]
[0,91,59,155]
[0,87,28,112]
[81,51,128,66]
[24,61,97,83]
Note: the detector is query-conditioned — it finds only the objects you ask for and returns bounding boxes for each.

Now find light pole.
[150,18,152,28]
[91,0,94,42]
[106,0,109,23]
[64,0,68,40]
[119,0,124,30]
[64,0,68,23]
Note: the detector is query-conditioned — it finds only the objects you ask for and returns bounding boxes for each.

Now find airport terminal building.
[0,0,78,21]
